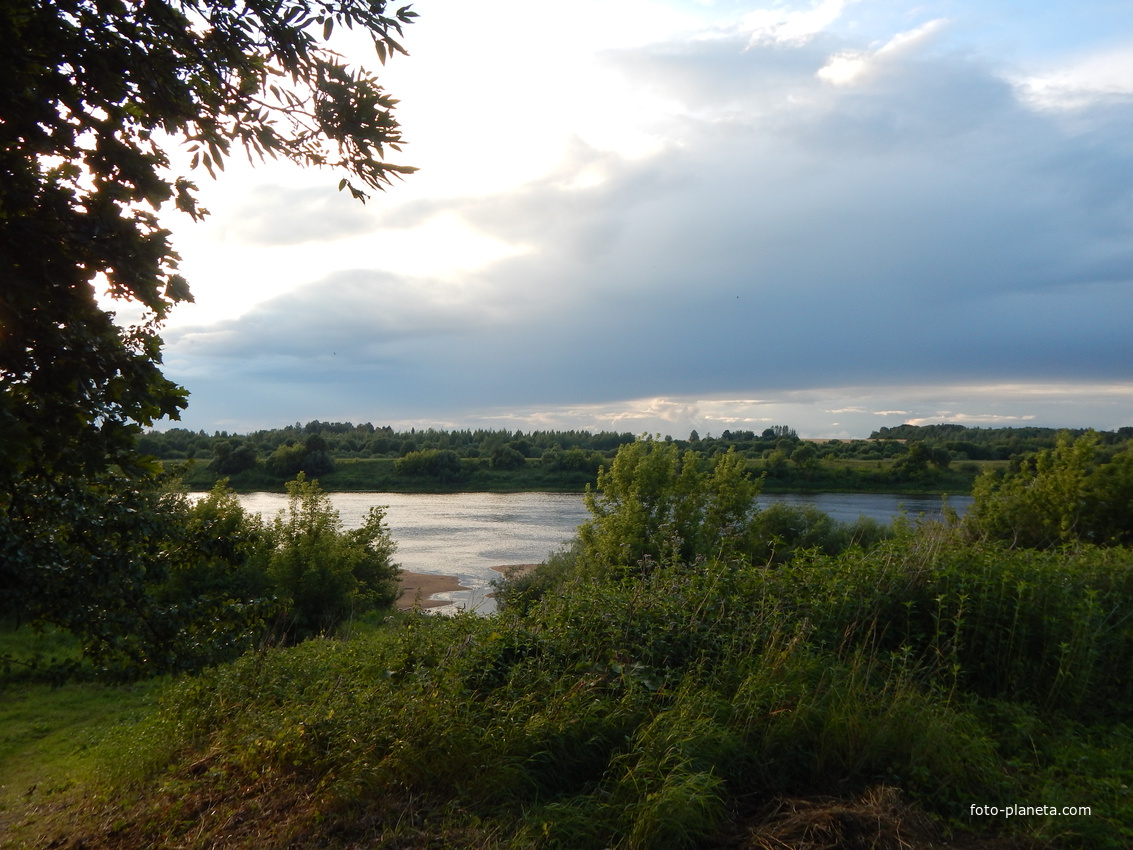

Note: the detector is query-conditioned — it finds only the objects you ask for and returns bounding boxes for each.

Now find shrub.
[266,475,399,640]
[749,502,890,563]
[966,431,1133,547]
[394,448,463,482]
[490,445,526,470]
[580,440,760,569]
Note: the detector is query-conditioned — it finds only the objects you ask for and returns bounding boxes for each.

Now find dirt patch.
[396,566,539,610]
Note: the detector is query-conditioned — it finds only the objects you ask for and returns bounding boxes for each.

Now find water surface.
[236,491,971,615]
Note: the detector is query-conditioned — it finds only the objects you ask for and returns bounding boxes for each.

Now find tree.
[579,440,761,570]
[394,448,462,482]
[490,445,527,470]
[965,432,1133,548]
[889,441,950,480]
[267,475,399,640]
[209,440,259,474]
[789,443,817,468]
[2,0,416,481]
[1,0,416,658]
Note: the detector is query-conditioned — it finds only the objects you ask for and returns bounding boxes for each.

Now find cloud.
[166,7,1133,437]
[1012,42,1133,111]
[817,19,950,86]
[224,184,380,246]
[741,0,855,47]
[905,413,1037,426]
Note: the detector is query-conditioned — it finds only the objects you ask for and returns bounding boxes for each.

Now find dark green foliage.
[2,0,417,675]
[580,440,761,568]
[574,441,899,575]
[749,501,890,563]
[789,442,817,467]
[48,437,1133,847]
[265,475,399,641]
[966,431,1133,547]
[541,445,604,474]
[151,423,642,490]
[1,476,278,675]
[490,444,528,470]
[490,542,584,614]
[872,423,1101,459]
[891,441,952,475]
[103,528,1133,848]
[207,440,258,474]
[763,425,798,440]
[264,435,337,477]
[153,483,273,609]
[145,421,1133,495]
[394,448,464,482]
[2,474,399,676]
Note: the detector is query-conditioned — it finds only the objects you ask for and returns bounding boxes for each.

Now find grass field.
[0,626,160,848]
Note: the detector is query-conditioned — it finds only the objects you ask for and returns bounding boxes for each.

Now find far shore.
[396,564,538,611]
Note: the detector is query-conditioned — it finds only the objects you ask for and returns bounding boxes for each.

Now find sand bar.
[396,565,541,610]
[396,571,470,610]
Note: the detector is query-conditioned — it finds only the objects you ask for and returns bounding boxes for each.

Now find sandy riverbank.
[395,564,539,610]
[396,565,539,610]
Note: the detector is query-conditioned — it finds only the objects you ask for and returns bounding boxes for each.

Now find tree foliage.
[965,431,1133,547]
[1,0,416,483]
[394,448,463,482]
[1,478,278,674]
[580,440,762,569]
[1,0,416,664]
[266,475,399,640]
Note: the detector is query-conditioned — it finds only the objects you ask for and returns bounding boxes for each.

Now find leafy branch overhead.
[1,0,417,480]
[0,0,417,663]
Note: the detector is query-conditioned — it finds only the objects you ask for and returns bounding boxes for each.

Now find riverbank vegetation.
[145,420,1133,494]
[2,476,399,681]
[5,433,1133,849]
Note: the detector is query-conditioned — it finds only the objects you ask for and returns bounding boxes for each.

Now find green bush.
[580,440,760,569]
[966,431,1133,547]
[265,474,400,640]
[749,501,890,563]
[394,448,463,482]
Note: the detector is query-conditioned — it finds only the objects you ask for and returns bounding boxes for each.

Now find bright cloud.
[817,18,950,85]
[1012,41,1133,110]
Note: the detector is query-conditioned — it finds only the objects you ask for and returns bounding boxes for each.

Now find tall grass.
[75,524,1133,848]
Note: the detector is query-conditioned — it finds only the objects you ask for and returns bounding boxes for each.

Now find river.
[235,491,971,615]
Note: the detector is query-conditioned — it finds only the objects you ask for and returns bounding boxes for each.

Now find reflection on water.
[235,491,971,615]
[238,492,590,615]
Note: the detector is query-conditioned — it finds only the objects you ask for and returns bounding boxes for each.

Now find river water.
[235,491,971,615]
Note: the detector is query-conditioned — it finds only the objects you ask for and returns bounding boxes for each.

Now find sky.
[149,0,1133,439]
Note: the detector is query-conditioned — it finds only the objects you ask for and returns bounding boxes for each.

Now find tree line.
[871,422,1133,459]
[138,420,1133,491]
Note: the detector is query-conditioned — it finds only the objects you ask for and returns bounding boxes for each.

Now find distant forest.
[870,423,1133,457]
[143,421,1133,493]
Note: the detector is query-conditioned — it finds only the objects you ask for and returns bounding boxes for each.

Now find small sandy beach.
[396,564,539,610]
